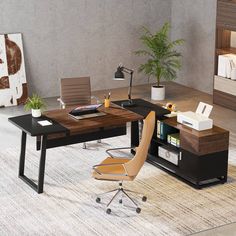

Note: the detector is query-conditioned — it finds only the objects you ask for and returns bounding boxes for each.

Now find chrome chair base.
[95,182,146,214]
[82,139,102,149]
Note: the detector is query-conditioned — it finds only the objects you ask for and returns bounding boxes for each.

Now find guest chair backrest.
[124,111,155,177]
[60,77,91,106]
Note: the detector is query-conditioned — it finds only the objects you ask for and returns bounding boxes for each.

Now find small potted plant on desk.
[135,22,184,100]
[24,94,46,118]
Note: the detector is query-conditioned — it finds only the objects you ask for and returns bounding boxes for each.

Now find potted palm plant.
[24,94,46,118]
[135,23,184,100]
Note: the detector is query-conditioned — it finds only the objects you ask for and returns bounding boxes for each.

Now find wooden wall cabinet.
[217,0,236,30]
[214,0,236,110]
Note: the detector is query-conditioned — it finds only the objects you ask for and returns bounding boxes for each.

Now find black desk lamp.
[113,64,134,107]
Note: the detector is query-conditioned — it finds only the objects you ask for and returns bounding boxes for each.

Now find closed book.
[157,120,161,138]
[160,122,164,140]
[161,123,178,141]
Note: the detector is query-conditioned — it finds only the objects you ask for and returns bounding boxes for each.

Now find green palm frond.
[135,22,184,86]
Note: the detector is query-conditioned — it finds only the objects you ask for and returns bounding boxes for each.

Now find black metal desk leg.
[18,134,47,194]
[19,131,27,176]
[37,135,47,194]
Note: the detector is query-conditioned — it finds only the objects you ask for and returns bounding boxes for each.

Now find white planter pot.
[32,109,41,118]
[151,85,165,100]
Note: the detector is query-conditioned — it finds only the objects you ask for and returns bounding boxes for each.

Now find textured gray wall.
[0,0,171,98]
[171,0,217,94]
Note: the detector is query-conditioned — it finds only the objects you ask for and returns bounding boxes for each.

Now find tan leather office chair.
[58,77,92,109]
[58,77,101,148]
[92,111,155,214]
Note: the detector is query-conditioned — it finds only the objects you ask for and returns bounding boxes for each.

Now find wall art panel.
[0,33,28,107]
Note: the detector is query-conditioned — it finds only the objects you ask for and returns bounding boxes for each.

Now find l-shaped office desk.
[9,99,229,193]
[8,99,169,194]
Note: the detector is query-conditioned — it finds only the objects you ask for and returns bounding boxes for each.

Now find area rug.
[0,134,236,236]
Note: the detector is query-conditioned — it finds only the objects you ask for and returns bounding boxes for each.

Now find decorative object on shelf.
[165,102,177,112]
[0,33,28,107]
[231,67,236,80]
[24,94,46,118]
[177,102,213,131]
[113,64,134,107]
[162,102,178,117]
[135,22,184,101]
[218,54,236,79]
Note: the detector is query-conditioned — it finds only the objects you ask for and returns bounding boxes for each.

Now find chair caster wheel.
[136,207,141,214]
[96,197,101,203]
[106,208,111,214]
[119,199,122,204]
[142,196,147,202]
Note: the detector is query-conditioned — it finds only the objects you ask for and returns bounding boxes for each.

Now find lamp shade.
[113,66,125,80]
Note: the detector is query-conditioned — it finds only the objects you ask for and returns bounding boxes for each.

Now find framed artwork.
[0,33,28,107]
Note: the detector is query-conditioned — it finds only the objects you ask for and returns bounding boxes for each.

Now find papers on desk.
[37,120,53,126]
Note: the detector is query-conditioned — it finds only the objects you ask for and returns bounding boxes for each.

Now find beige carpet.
[0,134,236,236]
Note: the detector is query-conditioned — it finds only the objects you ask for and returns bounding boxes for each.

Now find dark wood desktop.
[9,103,143,194]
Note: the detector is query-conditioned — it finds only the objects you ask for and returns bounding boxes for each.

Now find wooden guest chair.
[58,77,101,148]
[92,111,155,214]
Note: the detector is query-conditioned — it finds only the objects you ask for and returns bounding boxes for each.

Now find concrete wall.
[171,0,217,94]
[0,0,171,98]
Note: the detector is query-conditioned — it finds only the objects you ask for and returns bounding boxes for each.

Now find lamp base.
[121,100,135,107]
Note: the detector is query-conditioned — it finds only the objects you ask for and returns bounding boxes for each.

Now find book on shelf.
[157,120,178,141]
[167,133,180,148]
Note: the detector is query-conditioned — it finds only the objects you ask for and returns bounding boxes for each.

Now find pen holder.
[104,99,110,108]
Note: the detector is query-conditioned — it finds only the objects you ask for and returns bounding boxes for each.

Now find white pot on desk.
[151,85,165,100]
[32,109,41,118]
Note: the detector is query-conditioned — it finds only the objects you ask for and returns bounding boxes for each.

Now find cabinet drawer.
[217,1,236,30]
[158,146,179,166]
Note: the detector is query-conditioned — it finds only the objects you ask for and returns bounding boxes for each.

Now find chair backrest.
[124,111,155,177]
[60,77,91,106]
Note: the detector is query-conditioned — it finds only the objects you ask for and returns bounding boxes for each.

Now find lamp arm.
[122,67,133,74]
[128,71,133,101]
[120,67,134,102]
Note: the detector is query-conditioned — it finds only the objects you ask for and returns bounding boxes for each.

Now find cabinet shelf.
[153,138,180,153]
[216,47,236,55]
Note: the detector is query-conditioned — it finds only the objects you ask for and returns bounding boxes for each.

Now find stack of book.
[167,133,180,148]
[157,120,178,141]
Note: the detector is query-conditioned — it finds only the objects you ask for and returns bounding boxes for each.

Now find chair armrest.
[57,98,66,109]
[93,163,128,176]
[106,146,136,158]
[93,162,125,168]
[91,95,102,104]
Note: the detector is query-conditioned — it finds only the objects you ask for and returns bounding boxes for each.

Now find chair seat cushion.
[92,157,134,181]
